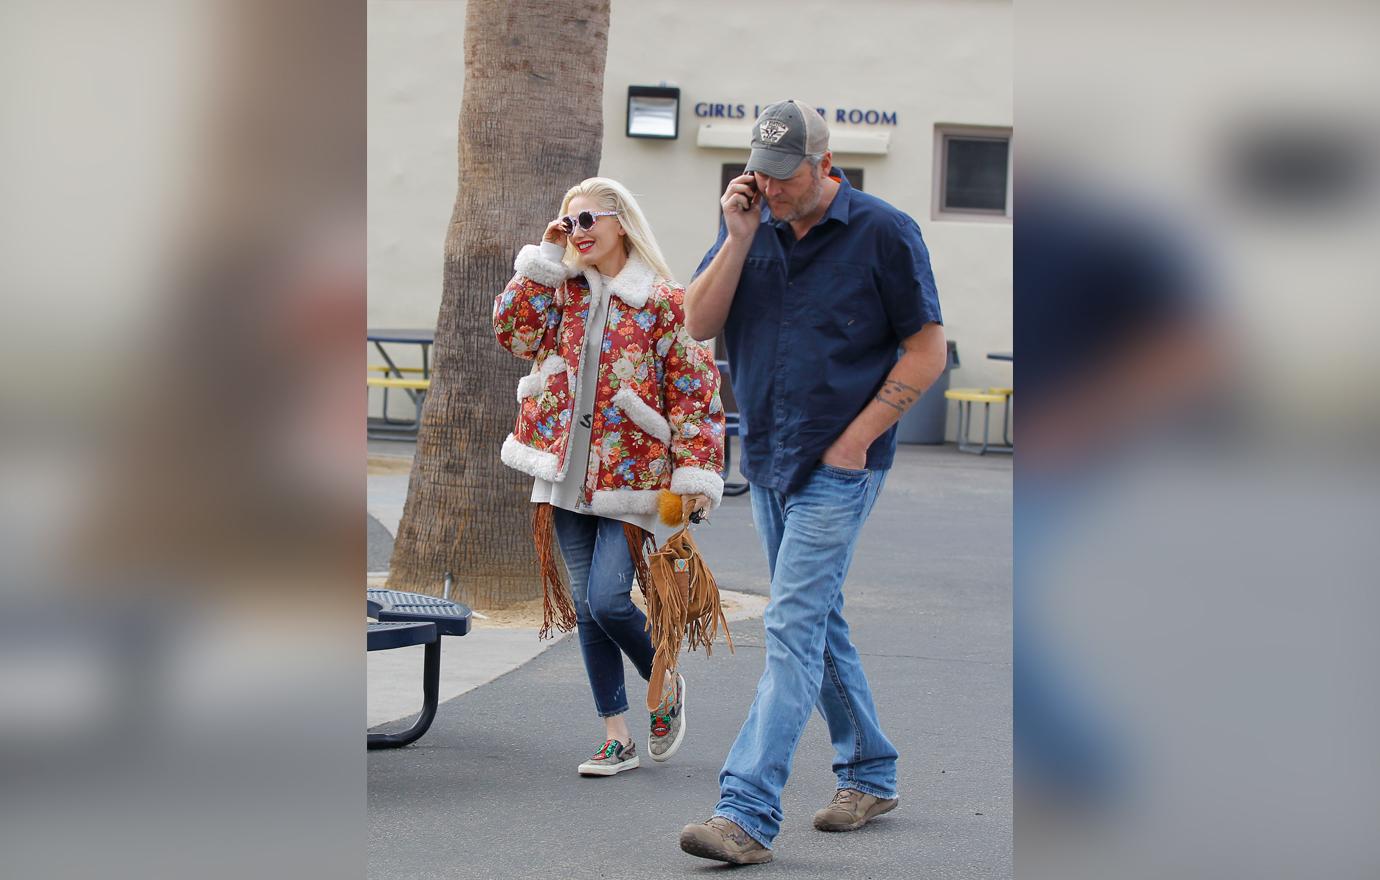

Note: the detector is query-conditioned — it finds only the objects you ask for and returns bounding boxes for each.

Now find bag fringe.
[532,503,577,640]
[623,523,654,599]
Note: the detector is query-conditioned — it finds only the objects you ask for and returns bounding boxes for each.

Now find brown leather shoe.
[679,816,773,864]
[812,788,899,832]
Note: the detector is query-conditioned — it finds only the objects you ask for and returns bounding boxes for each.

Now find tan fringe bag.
[641,497,734,711]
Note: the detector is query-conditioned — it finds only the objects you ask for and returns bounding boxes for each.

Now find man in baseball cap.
[729,100,836,227]
[678,100,947,865]
[743,99,832,179]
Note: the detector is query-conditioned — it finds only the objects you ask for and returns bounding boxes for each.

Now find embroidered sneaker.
[812,788,899,831]
[577,739,639,777]
[680,816,773,864]
[649,673,686,762]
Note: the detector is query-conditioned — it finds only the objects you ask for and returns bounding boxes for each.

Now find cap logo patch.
[759,120,790,145]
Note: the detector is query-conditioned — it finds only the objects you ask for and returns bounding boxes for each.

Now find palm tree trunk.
[387,1,610,606]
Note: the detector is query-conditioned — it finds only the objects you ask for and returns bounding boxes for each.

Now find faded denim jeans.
[552,508,654,717]
[715,464,898,847]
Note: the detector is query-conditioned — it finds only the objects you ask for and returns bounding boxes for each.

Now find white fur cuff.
[611,387,671,446]
[514,244,578,289]
[670,467,726,508]
[589,488,663,517]
[500,433,560,482]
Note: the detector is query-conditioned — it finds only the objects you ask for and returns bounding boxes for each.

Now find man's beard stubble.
[769,170,825,224]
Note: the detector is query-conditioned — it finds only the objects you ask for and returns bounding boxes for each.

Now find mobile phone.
[741,172,757,209]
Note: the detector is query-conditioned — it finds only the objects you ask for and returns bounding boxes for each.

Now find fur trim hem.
[602,252,658,309]
[514,244,578,289]
[670,466,726,508]
[589,488,664,517]
[501,433,560,482]
[611,386,671,446]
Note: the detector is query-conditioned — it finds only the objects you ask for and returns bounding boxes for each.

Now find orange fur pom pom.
[659,490,686,527]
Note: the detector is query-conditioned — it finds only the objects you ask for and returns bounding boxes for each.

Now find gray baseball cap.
[744,100,831,179]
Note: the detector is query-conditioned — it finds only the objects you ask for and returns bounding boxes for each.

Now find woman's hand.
[542,216,571,246]
[683,493,711,523]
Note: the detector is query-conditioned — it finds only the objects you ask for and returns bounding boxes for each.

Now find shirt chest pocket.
[805,264,882,344]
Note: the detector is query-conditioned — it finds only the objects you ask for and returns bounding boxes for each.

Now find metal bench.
[366,588,472,749]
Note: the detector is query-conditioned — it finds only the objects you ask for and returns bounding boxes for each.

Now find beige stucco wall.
[368,0,1013,432]
[367,0,468,334]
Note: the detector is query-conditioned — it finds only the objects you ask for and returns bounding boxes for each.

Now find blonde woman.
[493,178,726,776]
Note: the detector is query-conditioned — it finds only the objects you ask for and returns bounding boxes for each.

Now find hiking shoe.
[577,739,639,777]
[648,673,686,762]
[812,788,899,831]
[679,816,773,864]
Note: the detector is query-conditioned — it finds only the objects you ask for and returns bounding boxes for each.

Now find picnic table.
[368,328,435,437]
[369,328,435,377]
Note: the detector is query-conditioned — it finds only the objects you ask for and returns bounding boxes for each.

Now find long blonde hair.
[559,177,676,284]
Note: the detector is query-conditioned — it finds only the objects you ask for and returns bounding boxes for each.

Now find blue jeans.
[551,508,654,718]
[715,464,898,847]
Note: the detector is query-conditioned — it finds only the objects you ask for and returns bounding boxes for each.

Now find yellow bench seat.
[367,376,431,391]
[368,364,426,375]
[945,389,1008,405]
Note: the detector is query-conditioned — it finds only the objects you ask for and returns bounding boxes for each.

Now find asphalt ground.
[368,443,1011,879]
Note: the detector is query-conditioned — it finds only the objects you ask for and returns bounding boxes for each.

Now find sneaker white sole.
[578,756,640,776]
[650,674,687,763]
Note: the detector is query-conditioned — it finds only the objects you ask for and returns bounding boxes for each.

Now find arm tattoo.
[875,379,923,413]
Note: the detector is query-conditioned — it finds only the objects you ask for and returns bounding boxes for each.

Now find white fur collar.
[585,252,658,310]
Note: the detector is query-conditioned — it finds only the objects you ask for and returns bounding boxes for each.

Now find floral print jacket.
[493,243,726,516]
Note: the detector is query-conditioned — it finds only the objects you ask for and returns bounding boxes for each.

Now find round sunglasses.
[560,210,619,233]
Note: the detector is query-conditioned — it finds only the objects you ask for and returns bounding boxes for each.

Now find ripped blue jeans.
[551,507,655,717]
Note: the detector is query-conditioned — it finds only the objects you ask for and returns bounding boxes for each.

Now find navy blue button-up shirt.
[693,171,942,494]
